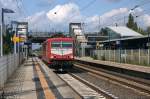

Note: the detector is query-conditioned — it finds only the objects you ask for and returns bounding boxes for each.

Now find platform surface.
[1,57,81,99]
[75,57,150,74]
[1,58,37,99]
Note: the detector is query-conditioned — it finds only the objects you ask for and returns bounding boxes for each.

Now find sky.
[0,0,150,32]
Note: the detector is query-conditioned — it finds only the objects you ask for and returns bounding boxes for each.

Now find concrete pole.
[0,25,2,56]
[14,41,16,54]
[14,33,17,54]
[148,32,150,65]
[148,49,149,65]
[139,48,140,65]
[1,8,4,56]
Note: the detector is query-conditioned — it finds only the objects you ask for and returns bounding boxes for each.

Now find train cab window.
[51,42,61,48]
[62,42,72,47]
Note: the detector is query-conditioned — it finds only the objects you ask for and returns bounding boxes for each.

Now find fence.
[0,53,25,88]
[91,49,150,66]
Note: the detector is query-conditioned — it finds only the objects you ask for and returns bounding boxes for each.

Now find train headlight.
[70,55,73,58]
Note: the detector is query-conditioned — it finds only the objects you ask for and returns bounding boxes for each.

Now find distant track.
[73,62,150,96]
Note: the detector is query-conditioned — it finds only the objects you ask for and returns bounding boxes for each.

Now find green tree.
[126,13,146,35]
[126,13,135,29]
[137,27,146,35]
[146,26,150,35]
[100,28,108,36]
[133,22,138,31]
[3,28,13,54]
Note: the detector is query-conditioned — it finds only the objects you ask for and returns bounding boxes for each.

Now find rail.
[74,62,150,96]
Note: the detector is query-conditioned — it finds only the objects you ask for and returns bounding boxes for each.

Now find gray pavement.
[2,57,81,99]
[2,58,37,99]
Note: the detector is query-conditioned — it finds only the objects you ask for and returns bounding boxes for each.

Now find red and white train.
[42,37,74,70]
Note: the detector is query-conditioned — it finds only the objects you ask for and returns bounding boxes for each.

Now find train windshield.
[51,42,61,48]
[51,42,72,48]
[62,42,72,48]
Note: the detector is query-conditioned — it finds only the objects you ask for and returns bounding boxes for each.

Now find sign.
[11,35,19,43]
[11,35,26,43]
[99,44,103,47]
[18,25,27,28]
[116,41,120,45]
[17,22,28,43]
[19,37,26,42]
[147,42,150,47]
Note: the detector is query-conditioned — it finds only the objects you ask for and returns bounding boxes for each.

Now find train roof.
[44,37,73,43]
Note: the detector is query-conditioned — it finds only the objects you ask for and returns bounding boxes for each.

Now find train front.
[50,38,74,70]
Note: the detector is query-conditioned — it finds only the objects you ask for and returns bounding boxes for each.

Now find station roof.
[107,26,143,37]
[99,35,148,43]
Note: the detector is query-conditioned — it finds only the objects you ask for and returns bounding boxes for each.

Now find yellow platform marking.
[35,64,56,99]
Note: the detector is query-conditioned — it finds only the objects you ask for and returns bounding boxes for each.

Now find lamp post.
[116,37,121,63]
[1,8,14,56]
[148,30,150,65]
[11,21,18,54]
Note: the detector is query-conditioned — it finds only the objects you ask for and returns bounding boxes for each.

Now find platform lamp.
[1,8,14,56]
[147,28,150,65]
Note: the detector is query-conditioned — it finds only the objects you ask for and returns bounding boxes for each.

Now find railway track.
[37,57,150,98]
[39,59,113,98]
[52,68,113,98]
[36,57,113,99]
[73,62,150,96]
[68,73,118,99]
[57,73,109,99]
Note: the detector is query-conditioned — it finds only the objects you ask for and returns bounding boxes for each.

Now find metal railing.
[91,49,150,66]
[0,53,25,88]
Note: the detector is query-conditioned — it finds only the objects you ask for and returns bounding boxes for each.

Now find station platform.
[75,57,150,74]
[1,57,81,99]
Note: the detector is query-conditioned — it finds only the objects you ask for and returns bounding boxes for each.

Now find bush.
[101,55,105,61]
[93,54,98,60]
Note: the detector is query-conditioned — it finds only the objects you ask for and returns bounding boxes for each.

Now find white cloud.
[129,7,150,28]
[26,11,46,24]
[25,2,150,32]
[84,7,150,31]
[0,0,24,14]
[25,11,51,31]
[1,0,149,32]
[0,0,25,24]
[26,3,82,31]
[0,0,17,10]
[102,8,128,18]
[84,8,129,31]
[46,3,81,23]
[139,14,150,28]
[25,6,131,32]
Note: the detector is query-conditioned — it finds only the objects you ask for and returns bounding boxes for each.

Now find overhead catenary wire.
[15,0,25,16]
[54,0,97,32]
[83,0,150,31]
[100,0,150,27]
[19,0,29,17]
[131,0,150,10]
[4,0,22,26]
[67,0,97,22]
